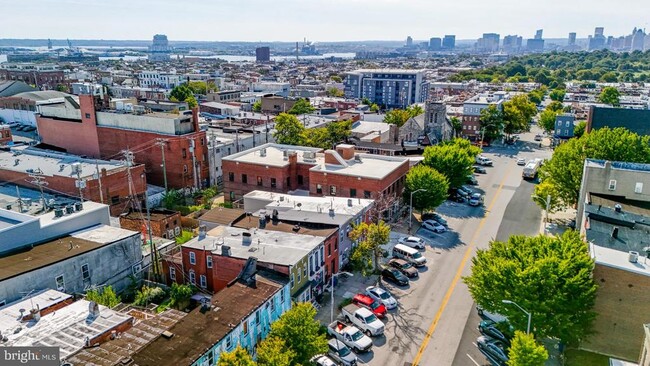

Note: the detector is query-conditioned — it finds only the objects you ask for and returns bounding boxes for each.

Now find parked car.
[392,244,427,267]
[310,354,338,366]
[421,212,447,227]
[327,321,373,353]
[467,175,478,186]
[534,134,542,141]
[422,220,446,233]
[16,124,28,131]
[327,338,358,366]
[477,336,509,366]
[473,165,487,174]
[341,304,385,336]
[516,158,526,166]
[478,320,511,346]
[469,193,484,207]
[448,192,465,202]
[352,293,387,319]
[388,258,419,278]
[477,306,508,323]
[22,125,36,132]
[476,155,493,166]
[398,236,426,250]
[381,267,409,286]
[458,186,473,195]
[366,286,397,310]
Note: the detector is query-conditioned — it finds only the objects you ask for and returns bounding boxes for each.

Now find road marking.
[411,170,511,366]
[466,354,481,366]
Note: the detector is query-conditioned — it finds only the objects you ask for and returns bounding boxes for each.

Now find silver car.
[366,286,397,310]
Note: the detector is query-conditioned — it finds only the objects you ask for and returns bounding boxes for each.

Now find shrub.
[85,286,121,308]
[175,230,194,244]
[169,283,194,308]
[133,286,167,307]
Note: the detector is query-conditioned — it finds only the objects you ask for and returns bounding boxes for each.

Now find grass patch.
[564,349,610,366]
[155,298,172,313]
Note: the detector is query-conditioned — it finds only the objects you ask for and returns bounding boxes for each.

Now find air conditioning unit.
[174,227,181,236]
[167,229,174,238]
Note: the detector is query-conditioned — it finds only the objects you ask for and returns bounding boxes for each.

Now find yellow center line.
[411,169,512,366]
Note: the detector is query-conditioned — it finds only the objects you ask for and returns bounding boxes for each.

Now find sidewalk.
[315,273,379,325]
[540,207,577,236]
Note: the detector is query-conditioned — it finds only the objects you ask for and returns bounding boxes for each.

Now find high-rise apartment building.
[406,36,413,47]
[535,29,543,40]
[148,34,171,62]
[568,32,577,46]
[256,46,271,62]
[503,35,523,53]
[442,35,456,50]
[429,37,442,51]
[344,69,428,108]
[589,27,607,50]
[477,33,500,52]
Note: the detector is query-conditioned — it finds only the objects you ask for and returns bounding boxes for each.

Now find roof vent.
[354,154,362,162]
[259,148,267,157]
[161,331,174,339]
[221,245,231,256]
[614,204,622,213]
[54,208,64,218]
[88,301,100,318]
[629,251,639,263]
[347,199,352,207]
[611,226,619,239]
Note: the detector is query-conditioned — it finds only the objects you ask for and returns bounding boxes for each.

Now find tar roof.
[233,215,337,237]
[589,106,650,136]
[584,203,650,255]
[131,275,283,366]
[13,90,74,101]
[0,225,138,281]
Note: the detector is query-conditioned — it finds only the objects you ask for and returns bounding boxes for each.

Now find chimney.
[221,245,231,256]
[614,204,622,213]
[335,144,355,160]
[242,232,252,245]
[191,107,200,132]
[198,225,207,240]
[611,226,619,238]
[88,301,100,318]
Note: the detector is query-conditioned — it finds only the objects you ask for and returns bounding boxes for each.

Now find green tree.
[287,98,315,115]
[598,86,620,107]
[169,84,194,103]
[326,87,345,97]
[185,95,198,109]
[406,104,424,117]
[256,336,295,366]
[349,221,391,274]
[252,100,262,113]
[273,113,306,145]
[370,103,379,112]
[538,109,558,134]
[450,116,463,137]
[268,303,327,366]
[403,165,449,213]
[546,101,564,112]
[507,331,549,366]
[383,109,412,127]
[85,286,121,308]
[479,105,504,141]
[423,139,478,188]
[532,180,563,215]
[464,231,598,344]
[330,75,342,83]
[169,283,194,309]
[55,84,69,92]
[187,81,208,95]
[361,97,372,106]
[573,121,586,138]
[549,89,566,102]
[217,345,256,366]
[502,95,536,136]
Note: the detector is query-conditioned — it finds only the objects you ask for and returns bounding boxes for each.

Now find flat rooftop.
[185,225,323,266]
[590,243,650,278]
[0,291,132,359]
[233,215,338,237]
[312,152,408,180]
[132,275,283,366]
[585,159,650,173]
[0,224,138,281]
[0,145,128,179]
[351,120,391,134]
[584,203,650,255]
[223,143,322,168]
[244,190,373,217]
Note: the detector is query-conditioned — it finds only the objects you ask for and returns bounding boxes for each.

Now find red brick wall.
[0,127,11,145]
[323,232,339,280]
[120,211,181,239]
[0,70,65,89]
[182,246,211,290]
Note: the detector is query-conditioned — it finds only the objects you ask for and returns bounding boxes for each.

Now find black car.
[381,268,409,286]
[477,336,508,366]
[478,320,511,347]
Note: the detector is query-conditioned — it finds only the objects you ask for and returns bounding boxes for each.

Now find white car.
[422,220,446,233]
[398,236,426,250]
[366,286,397,310]
[469,193,484,206]
[516,158,526,166]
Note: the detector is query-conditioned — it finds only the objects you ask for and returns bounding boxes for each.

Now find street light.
[331,271,354,323]
[409,189,427,232]
[502,299,532,334]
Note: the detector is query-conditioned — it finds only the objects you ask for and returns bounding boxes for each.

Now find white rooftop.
[244,190,373,217]
[223,143,322,167]
[590,242,650,277]
[185,225,323,266]
[352,121,391,135]
[312,152,408,180]
[0,290,132,359]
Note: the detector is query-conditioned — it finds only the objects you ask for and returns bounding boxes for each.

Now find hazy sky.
[2,0,648,41]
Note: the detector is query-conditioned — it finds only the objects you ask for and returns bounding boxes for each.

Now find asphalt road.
[495,178,541,242]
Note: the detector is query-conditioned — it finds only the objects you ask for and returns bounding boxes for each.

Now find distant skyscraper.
[477,33,500,52]
[406,36,413,47]
[568,32,577,46]
[589,27,607,50]
[149,34,171,62]
[503,35,522,53]
[442,35,456,50]
[631,28,646,51]
[429,37,442,51]
[256,46,271,62]
[535,29,543,40]
[595,27,605,37]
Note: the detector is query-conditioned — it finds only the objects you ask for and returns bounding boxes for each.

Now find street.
[320,129,553,366]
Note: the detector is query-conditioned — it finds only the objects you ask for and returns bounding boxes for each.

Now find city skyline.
[2,0,648,42]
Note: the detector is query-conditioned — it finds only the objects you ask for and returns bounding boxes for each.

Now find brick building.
[461,92,508,141]
[0,145,146,216]
[0,64,65,90]
[119,208,182,240]
[0,125,11,145]
[223,143,409,206]
[35,94,209,190]
[260,95,297,114]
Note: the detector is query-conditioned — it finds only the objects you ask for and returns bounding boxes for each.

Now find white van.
[392,244,427,267]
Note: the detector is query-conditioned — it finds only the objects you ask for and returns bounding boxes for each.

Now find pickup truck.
[327,320,373,353]
[341,304,385,337]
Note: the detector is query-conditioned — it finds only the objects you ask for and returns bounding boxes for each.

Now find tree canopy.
[287,98,315,115]
[464,231,598,345]
[507,331,549,366]
[549,88,566,102]
[598,86,621,107]
[273,113,306,145]
[256,336,295,366]
[502,94,536,136]
[252,100,262,113]
[383,105,424,127]
[349,221,391,275]
[169,84,198,108]
[217,345,256,366]
[538,108,559,134]
[403,165,449,213]
[326,87,345,97]
[479,105,505,141]
[423,138,480,188]
[573,121,586,138]
[267,302,327,366]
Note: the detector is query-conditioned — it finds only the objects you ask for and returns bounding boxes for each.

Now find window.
[608,179,617,191]
[317,184,322,194]
[636,182,644,194]
[183,164,188,173]
[280,288,285,304]
[271,178,277,188]
[85,113,91,119]
[257,176,263,186]
[111,196,120,205]
[255,310,260,325]
[303,265,307,278]
[297,269,301,283]
[286,177,291,187]
[182,148,187,158]
[330,185,337,196]
[242,174,248,184]
[243,320,249,335]
[189,270,196,284]
[328,242,332,257]
[189,251,196,265]
[55,275,65,291]
[270,297,275,312]
[207,255,213,268]
[200,275,207,288]
[298,175,304,185]
[350,188,357,197]
[364,190,371,198]
[170,267,176,281]
[230,191,235,201]
[290,273,295,288]
[225,335,232,350]
[81,264,90,281]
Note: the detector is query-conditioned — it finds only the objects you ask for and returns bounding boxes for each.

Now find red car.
[352,293,387,318]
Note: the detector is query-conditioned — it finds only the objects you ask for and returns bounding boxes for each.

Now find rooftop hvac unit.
[54,208,64,218]
[71,162,82,174]
[629,251,639,263]
[65,206,74,215]
[259,148,267,157]
[74,202,83,211]
[124,103,133,112]
[133,105,146,114]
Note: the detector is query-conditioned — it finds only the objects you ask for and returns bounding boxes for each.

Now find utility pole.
[155,139,169,193]
[265,114,269,143]
[15,185,23,212]
[73,163,85,203]
[122,150,135,199]
[143,174,159,281]
[94,160,104,204]
[28,169,49,210]
[188,138,199,190]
